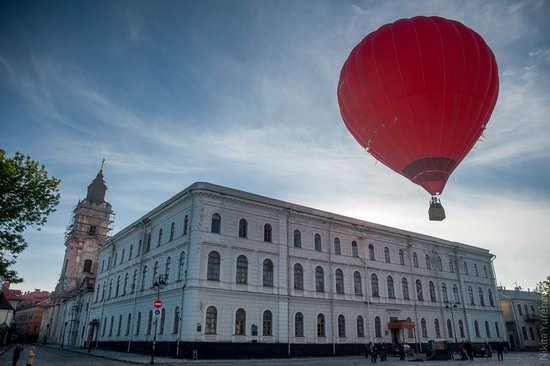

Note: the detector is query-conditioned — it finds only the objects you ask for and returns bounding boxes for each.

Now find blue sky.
[1,0,549,293]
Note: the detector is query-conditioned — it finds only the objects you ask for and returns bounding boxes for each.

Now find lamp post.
[150,275,166,365]
[445,303,459,355]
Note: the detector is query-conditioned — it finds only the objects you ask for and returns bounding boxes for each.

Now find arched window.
[453,284,460,303]
[387,276,395,298]
[413,252,418,267]
[183,215,189,235]
[263,259,274,287]
[369,244,375,260]
[314,234,322,251]
[375,316,381,337]
[488,289,495,307]
[146,311,153,335]
[205,306,217,334]
[333,237,341,255]
[483,265,488,278]
[434,319,441,338]
[425,255,431,269]
[135,312,141,335]
[337,315,346,337]
[353,271,362,295]
[159,308,166,334]
[146,233,151,252]
[116,315,121,336]
[357,316,365,338]
[447,319,453,338]
[384,247,390,263]
[335,269,344,294]
[131,270,137,293]
[293,229,301,248]
[236,255,248,284]
[351,241,358,257]
[317,314,325,337]
[102,281,106,300]
[371,274,379,297]
[407,317,413,338]
[169,222,175,241]
[157,229,163,246]
[479,287,486,306]
[449,259,455,273]
[115,276,120,297]
[468,286,475,305]
[416,279,424,301]
[421,318,428,338]
[429,281,436,302]
[437,257,442,271]
[495,321,500,337]
[235,308,246,335]
[263,310,273,336]
[485,321,491,338]
[399,249,404,265]
[207,251,220,281]
[129,244,133,260]
[474,264,479,276]
[211,213,221,233]
[474,320,480,337]
[295,312,304,337]
[315,266,324,292]
[114,253,118,267]
[463,261,469,275]
[442,283,448,303]
[165,257,171,281]
[459,320,465,338]
[238,219,248,238]
[152,261,159,286]
[264,224,272,242]
[294,263,304,290]
[96,284,101,302]
[83,259,92,273]
[178,251,186,280]
[122,273,128,296]
[402,278,410,299]
[108,279,113,299]
[170,307,179,334]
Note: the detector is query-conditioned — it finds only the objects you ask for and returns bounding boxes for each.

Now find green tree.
[0,149,60,283]
[535,275,550,344]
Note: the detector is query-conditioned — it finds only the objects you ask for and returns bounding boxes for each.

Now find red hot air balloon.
[337,16,498,220]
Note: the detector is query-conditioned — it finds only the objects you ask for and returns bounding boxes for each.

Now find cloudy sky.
[1,0,549,293]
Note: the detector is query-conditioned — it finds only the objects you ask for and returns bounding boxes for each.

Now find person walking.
[496,342,504,361]
[365,342,371,359]
[399,342,405,361]
[371,343,378,363]
[380,342,386,361]
[25,346,36,366]
[465,340,473,360]
[12,344,24,366]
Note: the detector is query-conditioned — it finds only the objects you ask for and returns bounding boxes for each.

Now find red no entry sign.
[154,300,163,308]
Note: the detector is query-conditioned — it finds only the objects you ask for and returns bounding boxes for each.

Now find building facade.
[13,289,50,343]
[498,286,542,351]
[83,182,505,359]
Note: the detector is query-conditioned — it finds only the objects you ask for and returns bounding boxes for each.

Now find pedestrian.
[380,342,386,361]
[485,342,492,359]
[12,344,24,366]
[399,342,405,361]
[371,343,378,363]
[447,340,454,360]
[496,342,504,361]
[466,340,473,361]
[365,342,370,359]
[25,346,36,366]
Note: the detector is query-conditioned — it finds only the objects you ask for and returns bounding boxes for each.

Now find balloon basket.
[429,197,446,221]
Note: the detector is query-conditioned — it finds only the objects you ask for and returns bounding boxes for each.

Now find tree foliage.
[535,275,550,341]
[0,149,61,283]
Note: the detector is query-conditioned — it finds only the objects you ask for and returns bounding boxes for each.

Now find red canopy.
[338,16,498,195]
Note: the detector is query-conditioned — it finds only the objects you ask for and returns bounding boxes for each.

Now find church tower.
[56,161,114,293]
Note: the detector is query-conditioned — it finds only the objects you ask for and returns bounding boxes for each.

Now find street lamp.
[150,275,167,365]
[445,303,459,355]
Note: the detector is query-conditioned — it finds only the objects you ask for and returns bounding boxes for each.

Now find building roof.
[498,288,541,302]
[0,293,15,311]
[1,284,21,301]
[106,182,492,255]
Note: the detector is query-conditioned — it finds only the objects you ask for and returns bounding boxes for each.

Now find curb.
[36,344,152,365]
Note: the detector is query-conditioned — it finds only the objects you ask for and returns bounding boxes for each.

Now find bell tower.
[56,160,114,293]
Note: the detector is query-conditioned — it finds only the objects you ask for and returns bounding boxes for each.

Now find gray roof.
[498,289,541,301]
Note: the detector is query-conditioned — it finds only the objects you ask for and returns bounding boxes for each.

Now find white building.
[85,182,505,358]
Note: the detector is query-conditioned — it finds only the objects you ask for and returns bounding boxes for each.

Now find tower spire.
[100,158,105,171]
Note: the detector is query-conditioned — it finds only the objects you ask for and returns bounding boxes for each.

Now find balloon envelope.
[338,16,498,195]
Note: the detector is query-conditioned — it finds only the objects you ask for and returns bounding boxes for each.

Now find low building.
[0,282,22,344]
[13,289,50,343]
[498,286,542,351]
[82,182,506,359]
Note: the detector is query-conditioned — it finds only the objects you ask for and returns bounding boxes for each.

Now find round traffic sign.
[154,300,163,308]
[154,309,161,317]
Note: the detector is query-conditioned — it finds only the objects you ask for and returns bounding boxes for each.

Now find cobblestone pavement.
[0,345,547,365]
